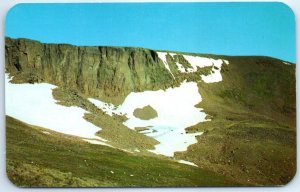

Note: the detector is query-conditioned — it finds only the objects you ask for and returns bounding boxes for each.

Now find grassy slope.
[175,56,296,186]
[6,116,234,187]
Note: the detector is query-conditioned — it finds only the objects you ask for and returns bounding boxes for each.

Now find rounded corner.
[279,167,297,186]
[276,1,295,20]
[5,166,23,188]
[4,3,26,36]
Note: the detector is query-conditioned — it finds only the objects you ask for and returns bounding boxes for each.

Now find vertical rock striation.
[5,37,176,104]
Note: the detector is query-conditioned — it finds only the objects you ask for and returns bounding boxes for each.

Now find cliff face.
[5,37,176,104]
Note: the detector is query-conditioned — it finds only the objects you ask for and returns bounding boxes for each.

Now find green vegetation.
[176,56,296,185]
[6,116,233,187]
[133,105,158,120]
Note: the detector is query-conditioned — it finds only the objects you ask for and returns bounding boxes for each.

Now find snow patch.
[176,62,186,73]
[169,53,177,57]
[156,51,175,79]
[42,131,51,135]
[148,132,203,157]
[183,55,216,70]
[156,52,230,84]
[88,98,123,116]
[5,74,106,143]
[177,160,199,167]
[118,81,205,129]
[200,59,228,83]
[167,53,230,83]
[90,80,207,157]
[166,53,230,83]
[283,61,291,65]
[83,139,112,147]
[223,59,229,65]
[134,149,140,152]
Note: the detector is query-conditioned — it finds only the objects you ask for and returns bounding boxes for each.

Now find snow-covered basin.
[5,74,106,143]
[89,80,207,157]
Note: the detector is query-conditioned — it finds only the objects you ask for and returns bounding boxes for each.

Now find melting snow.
[5,73,106,142]
[178,54,229,83]
[42,131,51,135]
[223,59,229,65]
[156,52,229,83]
[182,55,216,70]
[177,160,199,167]
[156,52,175,79]
[88,98,123,116]
[83,139,112,147]
[90,80,207,157]
[200,59,225,83]
[176,62,186,73]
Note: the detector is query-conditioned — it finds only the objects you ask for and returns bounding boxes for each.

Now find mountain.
[5,37,296,186]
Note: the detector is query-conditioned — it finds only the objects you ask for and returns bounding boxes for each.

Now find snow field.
[5,74,108,145]
[90,80,207,157]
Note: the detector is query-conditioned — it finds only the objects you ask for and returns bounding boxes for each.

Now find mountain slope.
[6,116,233,187]
[5,37,296,186]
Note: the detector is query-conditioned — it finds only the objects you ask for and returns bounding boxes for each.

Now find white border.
[0,0,299,191]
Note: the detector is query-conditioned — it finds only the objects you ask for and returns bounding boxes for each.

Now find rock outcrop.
[5,37,177,104]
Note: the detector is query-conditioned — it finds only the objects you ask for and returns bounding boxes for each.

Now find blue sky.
[5,3,295,63]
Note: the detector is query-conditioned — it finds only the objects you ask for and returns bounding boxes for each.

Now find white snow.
[200,59,228,83]
[118,81,205,129]
[178,55,229,83]
[88,98,123,116]
[5,73,106,142]
[156,52,175,79]
[283,61,291,65]
[169,53,177,57]
[176,62,186,73]
[156,52,168,65]
[42,131,51,135]
[148,132,203,157]
[172,53,230,83]
[223,59,229,65]
[83,139,112,147]
[183,55,216,70]
[156,52,230,84]
[177,160,199,167]
[90,80,207,157]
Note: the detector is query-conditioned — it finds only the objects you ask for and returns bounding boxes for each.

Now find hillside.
[5,37,296,186]
[7,116,232,187]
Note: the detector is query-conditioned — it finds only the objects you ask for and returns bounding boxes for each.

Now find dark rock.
[5,37,178,104]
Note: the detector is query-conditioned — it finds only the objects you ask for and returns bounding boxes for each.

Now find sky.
[5,2,295,63]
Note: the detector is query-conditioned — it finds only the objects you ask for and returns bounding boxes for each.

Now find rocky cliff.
[5,37,177,104]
